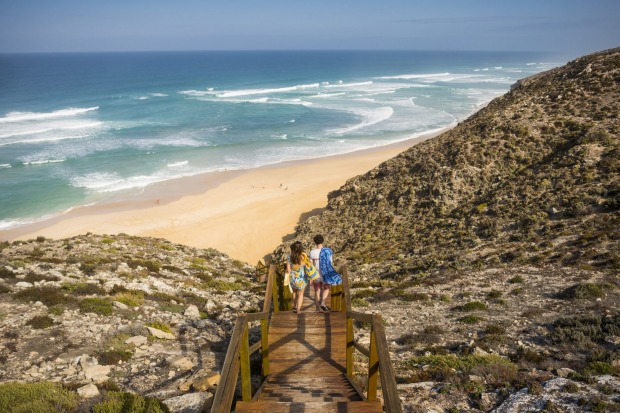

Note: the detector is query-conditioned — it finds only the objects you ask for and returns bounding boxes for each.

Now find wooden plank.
[235,400,382,413]
[269,361,346,376]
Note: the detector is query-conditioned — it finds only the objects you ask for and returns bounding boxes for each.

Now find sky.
[0,0,618,58]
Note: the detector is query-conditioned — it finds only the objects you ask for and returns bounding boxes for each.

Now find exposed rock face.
[0,233,262,410]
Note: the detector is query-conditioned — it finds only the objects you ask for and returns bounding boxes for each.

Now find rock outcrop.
[0,233,262,412]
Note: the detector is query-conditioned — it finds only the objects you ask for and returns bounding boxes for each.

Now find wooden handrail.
[210,311,269,413]
[342,269,402,413]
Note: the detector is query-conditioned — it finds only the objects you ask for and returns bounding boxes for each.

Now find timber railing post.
[261,317,269,376]
[239,316,251,401]
[346,315,354,377]
[367,315,379,401]
[268,264,279,312]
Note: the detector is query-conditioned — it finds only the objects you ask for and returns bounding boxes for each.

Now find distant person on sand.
[310,234,341,312]
[286,241,317,313]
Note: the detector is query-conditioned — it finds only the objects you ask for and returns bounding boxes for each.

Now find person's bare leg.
[321,284,331,310]
[313,283,321,311]
[296,287,306,313]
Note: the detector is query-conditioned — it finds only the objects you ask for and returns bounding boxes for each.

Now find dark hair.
[313,234,324,245]
[290,241,304,265]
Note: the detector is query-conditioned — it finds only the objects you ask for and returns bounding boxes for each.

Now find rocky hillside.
[275,48,620,411]
[0,233,263,412]
[288,47,619,276]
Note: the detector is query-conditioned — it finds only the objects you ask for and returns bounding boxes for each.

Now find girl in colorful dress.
[287,241,308,313]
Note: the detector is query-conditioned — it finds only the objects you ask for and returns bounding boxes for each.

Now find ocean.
[0,51,560,230]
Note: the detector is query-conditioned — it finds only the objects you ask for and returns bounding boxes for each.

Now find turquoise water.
[0,51,560,229]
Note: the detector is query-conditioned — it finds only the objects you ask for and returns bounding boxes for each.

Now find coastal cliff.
[276,47,620,411]
[0,48,618,412]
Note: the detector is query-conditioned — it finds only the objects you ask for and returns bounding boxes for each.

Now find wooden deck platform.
[235,290,382,412]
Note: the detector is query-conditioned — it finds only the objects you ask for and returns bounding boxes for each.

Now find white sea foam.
[376,72,450,80]
[308,92,347,98]
[180,89,217,97]
[271,134,288,140]
[69,168,206,194]
[22,159,66,165]
[0,219,25,230]
[0,163,11,168]
[167,161,189,167]
[215,83,320,98]
[330,106,394,135]
[3,134,90,146]
[323,81,373,89]
[0,107,99,123]
[151,93,168,97]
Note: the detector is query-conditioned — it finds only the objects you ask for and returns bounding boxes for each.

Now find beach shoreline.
[0,130,447,264]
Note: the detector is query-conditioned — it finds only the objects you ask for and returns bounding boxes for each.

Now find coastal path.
[210,264,401,413]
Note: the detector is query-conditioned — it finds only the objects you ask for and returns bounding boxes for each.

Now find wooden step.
[257,375,363,402]
[234,400,383,413]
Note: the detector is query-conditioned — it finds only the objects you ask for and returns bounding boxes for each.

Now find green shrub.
[0,381,79,413]
[127,259,161,273]
[146,322,172,334]
[98,349,133,365]
[459,301,488,312]
[97,333,134,365]
[352,289,375,299]
[80,297,114,315]
[114,291,145,307]
[62,282,105,295]
[557,283,611,299]
[159,303,186,314]
[26,315,56,329]
[202,279,244,291]
[459,315,482,324]
[92,391,170,413]
[508,275,525,283]
[0,267,15,279]
[550,314,620,345]
[487,290,503,299]
[14,286,70,306]
[48,305,65,316]
[407,353,515,372]
[351,297,370,308]
[585,361,615,375]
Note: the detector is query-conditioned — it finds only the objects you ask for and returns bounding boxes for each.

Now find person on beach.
[286,241,309,313]
[309,234,339,312]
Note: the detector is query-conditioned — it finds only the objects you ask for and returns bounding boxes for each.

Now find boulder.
[77,383,100,398]
[184,304,201,319]
[147,326,176,340]
[163,392,213,413]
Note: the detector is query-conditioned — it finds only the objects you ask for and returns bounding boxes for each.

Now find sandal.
[320,305,330,312]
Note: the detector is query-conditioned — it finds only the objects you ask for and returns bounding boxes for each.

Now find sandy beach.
[1,132,442,264]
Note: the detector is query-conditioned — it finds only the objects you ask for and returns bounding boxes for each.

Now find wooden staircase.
[236,310,382,412]
[211,264,401,413]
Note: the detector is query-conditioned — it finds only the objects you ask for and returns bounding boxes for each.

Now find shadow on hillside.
[261,207,325,264]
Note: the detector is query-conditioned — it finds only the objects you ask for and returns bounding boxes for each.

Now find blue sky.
[1,0,618,58]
